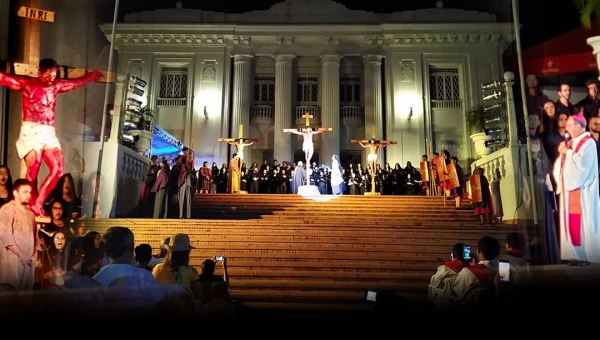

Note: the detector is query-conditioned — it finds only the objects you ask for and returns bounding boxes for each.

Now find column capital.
[363,55,383,65]
[321,54,341,65]
[232,54,253,63]
[274,54,296,64]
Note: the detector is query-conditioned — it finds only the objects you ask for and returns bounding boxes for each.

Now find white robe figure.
[552,132,600,262]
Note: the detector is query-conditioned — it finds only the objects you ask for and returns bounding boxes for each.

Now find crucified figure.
[286,128,330,165]
[358,138,393,176]
[224,138,256,161]
[0,58,101,217]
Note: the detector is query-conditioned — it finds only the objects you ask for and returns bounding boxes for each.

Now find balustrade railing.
[295,105,320,121]
[341,105,362,119]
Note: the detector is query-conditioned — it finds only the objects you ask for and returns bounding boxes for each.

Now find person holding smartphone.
[451,237,500,302]
[198,256,231,305]
[429,243,470,309]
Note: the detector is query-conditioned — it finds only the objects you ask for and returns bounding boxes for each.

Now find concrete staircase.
[84,194,534,318]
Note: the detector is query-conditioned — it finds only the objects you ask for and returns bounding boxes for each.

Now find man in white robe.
[552,114,600,263]
[0,179,39,290]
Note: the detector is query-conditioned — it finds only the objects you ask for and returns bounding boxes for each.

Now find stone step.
[84,220,524,231]
[224,269,433,281]
[80,190,533,318]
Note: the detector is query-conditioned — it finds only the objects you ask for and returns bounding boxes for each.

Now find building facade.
[102,0,514,168]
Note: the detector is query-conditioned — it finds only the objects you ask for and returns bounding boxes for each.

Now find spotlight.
[485,128,504,135]
[485,139,505,148]
[481,81,501,89]
[482,92,502,101]
[484,103,502,112]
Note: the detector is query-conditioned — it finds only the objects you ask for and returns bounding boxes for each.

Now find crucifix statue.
[218,124,259,162]
[284,113,332,168]
[351,126,397,195]
[0,2,112,218]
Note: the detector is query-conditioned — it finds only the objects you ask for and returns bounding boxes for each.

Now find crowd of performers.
[138,148,495,224]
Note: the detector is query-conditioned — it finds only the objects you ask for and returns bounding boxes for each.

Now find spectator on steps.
[198,257,231,305]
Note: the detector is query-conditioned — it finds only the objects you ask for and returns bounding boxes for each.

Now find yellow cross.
[302,113,313,127]
[371,125,376,139]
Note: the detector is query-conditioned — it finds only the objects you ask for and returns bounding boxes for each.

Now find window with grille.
[253,77,275,104]
[296,77,318,103]
[340,151,362,167]
[429,67,462,109]
[340,77,361,104]
[157,66,188,106]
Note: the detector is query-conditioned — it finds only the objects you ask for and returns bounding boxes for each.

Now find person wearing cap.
[553,113,600,263]
[152,233,202,299]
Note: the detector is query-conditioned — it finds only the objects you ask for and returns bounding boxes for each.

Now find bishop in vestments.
[552,114,600,263]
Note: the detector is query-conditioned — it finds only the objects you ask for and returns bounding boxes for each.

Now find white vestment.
[552,132,600,262]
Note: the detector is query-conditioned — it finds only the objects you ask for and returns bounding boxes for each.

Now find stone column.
[231,54,253,148]
[320,54,341,166]
[364,55,384,164]
[108,74,127,143]
[273,54,295,164]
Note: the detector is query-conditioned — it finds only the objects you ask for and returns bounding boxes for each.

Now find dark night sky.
[115,0,584,50]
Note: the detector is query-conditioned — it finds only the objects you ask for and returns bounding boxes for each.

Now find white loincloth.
[15,121,62,159]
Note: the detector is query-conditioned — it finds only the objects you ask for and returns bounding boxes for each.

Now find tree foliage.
[574,0,600,29]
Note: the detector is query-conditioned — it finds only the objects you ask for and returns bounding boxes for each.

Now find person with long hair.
[0,165,14,209]
[152,233,203,299]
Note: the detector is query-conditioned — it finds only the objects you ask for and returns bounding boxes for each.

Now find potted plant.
[575,0,600,29]
[466,105,494,158]
[577,1,600,67]
[135,105,155,132]
[129,105,155,156]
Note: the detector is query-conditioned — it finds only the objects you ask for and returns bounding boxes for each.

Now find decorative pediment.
[389,33,508,46]
[112,31,511,48]
[121,0,498,25]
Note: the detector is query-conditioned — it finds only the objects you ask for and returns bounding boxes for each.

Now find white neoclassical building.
[101,0,514,168]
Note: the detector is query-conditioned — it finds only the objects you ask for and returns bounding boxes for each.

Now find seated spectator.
[152,233,202,300]
[198,257,231,305]
[430,242,470,286]
[135,243,153,271]
[92,226,161,305]
[497,232,528,283]
[432,236,500,315]
[452,236,500,298]
[201,280,235,325]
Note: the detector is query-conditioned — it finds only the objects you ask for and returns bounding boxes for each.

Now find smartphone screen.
[365,291,377,301]
[463,245,471,260]
[499,260,510,283]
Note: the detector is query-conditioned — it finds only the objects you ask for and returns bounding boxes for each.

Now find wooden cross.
[2,0,115,83]
[283,127,333,134]
[350,126,397,148]
[350,126,397,195]
[218,124,259,161]
[302,112,313,127]
[284,117,333,186]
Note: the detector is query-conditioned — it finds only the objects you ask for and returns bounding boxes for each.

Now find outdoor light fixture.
[485,139,505,148]
[481,80,501,89]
